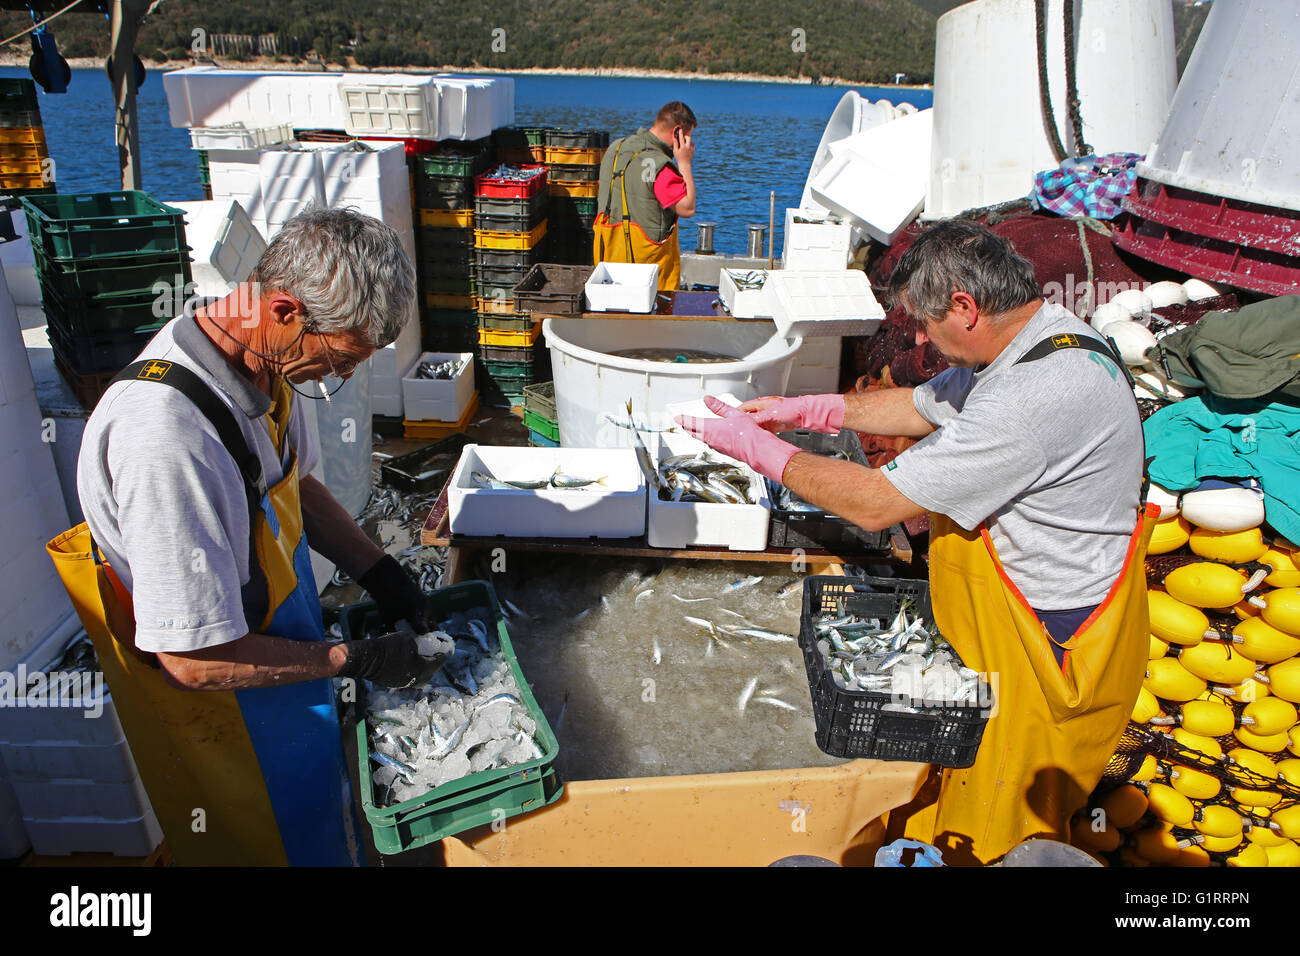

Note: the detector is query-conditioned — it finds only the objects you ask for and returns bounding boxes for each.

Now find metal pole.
[768,191,775,270]
[109,0,150,190]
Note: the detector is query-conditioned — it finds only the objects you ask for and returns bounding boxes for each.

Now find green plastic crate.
[477,313,533,332]
[522,381,556,419]
[21,191,187,261]
[0,78,39,114]
[34,244,192,302]
[522,409,559,442]
[415,148,490,179]
[352,580,563,854]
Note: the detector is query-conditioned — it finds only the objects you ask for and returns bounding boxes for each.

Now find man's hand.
[674,396,802,483]
[358,555,430,632]
[673,127,695,167]
[738,394,846,434]
[336,632,447,689]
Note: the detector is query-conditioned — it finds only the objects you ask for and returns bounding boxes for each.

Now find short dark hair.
[655,101,697,130]
[887,220,1040,323]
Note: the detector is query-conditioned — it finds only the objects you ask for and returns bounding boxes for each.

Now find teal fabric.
[1143,396,1300,542]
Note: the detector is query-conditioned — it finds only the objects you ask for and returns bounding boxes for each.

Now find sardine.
[672,595,712,603]
[429,719,470,759]
[634,589,654,606]
[652,639,662,665]
[550,470,607,489]
[738,677,759,713]
[724,575,763,593]
[778,579,803,599]
[371,750,416,780]
[467,619,491,653]
[753,696,799,712]
[723,626,796,644]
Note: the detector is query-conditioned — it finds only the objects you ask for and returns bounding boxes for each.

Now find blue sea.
[1,66,931,255]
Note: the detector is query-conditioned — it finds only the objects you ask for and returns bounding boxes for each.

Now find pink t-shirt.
[653,166,687,209]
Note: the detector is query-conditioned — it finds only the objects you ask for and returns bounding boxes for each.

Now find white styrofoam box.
[323,141,408,204]
[402,352,475,422]
[795,335,842,365]
[785,364,841,396]
[782,208,854,272]
[719,268,775,319]
[23,811,162,857]
[647,430,771,551]
[432,75,515,140]
[767,270,885,338]
[369,350,417,419]
[0,737,140,784]
[0,267,74,671]
[189,121,294,151]
[12,772,151,820]
[448,445,646,538]
[811,109,932,245]
[163,67,347,129]
[585,262,659,313]
[1,210,39,307]
[339,75,440,138]
[169,199,266,298]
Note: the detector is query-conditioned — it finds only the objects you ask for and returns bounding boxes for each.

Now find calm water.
[2,67,931,255]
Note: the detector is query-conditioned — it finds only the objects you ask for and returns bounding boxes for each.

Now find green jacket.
[1155,294,1300,401]
[597,128,678,243]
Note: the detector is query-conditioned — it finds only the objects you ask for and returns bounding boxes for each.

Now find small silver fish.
[371,750,416,780]
[753,696,798,712]
[503,599,526,619]
[429,719,470,759]
[672,595,712,603]
[724,626,796,644]
[570,607,592,622]
[724,575,763,593]
[550,471,607,489]
[634,589,654,606]
[652,639,662,665]
[683,616,717,635]
[467,619,491,652]
[778,579,803,599]
[738,677,759,713]
[481,693,521,709]
[471,470,512,490]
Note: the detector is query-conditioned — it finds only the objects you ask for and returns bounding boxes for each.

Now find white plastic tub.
[188,121,294,151]
[401,352,475,422]
[543,317,802,448]
[585,262,659,313]
[448,445,646,538]
[647,423,771,552]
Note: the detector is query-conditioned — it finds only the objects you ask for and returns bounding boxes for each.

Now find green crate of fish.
[353,579,563,854]
[414,174,475,211]
[21,190,187,261]
[799,576,993,768]
[765,429,891,554]
[521,409,559,443]
[414,145,491,180]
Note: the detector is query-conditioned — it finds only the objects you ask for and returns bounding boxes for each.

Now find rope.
[1062,0,1093,156]
[1075,219,1095,318]
[0,0,85,49]
[1034,0,1068,163]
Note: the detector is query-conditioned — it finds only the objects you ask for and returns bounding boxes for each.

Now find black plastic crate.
[475,209,547,232]
[548,162,600,182]
[422,320,478,354]
[473,246,543,270]
[0,78,39,114]
[543,129,609,149]
[478,262,532,287]
[766,430,891,553]
[47,321,163,375]
[422,274,477,295]
[413,147,491,180]
[417,226,474,253]
[419,254,475,279]
[414,175,474,211]
[41,279,176,336]
[474,193,547,219]
[479,341,541,363]
[380,434,473,493]
[798,576,992,767]
[512,263,592,315]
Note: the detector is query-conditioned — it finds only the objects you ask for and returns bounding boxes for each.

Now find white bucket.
[924,0,1176,219]
[542,318,802,448]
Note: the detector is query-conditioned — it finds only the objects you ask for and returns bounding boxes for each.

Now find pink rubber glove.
[675,396,802,484]
[742,394,846,434]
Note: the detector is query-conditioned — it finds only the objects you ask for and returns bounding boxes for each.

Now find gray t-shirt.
[882,302,1142,609]
[77,300,321,653]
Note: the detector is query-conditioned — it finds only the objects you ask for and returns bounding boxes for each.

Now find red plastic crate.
[475,164,547,199]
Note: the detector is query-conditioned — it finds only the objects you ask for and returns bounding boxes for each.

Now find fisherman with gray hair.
[71,208,440,865]
[678,219,1152,864]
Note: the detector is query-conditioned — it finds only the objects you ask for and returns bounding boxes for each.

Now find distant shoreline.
[0,54,932,92]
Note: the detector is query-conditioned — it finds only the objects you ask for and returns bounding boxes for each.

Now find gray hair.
[887,219,1040,323]
[251,206,416,348]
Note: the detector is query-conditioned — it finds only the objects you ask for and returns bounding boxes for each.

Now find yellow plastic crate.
[0,126,44,147]
[0,141,46,162]
[0,172,47,190]
[425,292,475,310]
[473,220,547,250]
[419,208,475,229]
[548,180,598,199]
[0,156,46,177]
[475,296,518,315]
[543,146,606,166]
[478,321,541,347]
[403,392,480,438]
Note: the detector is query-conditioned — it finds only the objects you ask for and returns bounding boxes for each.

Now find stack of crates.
[20,191,191,406]
[196,149,212,200]
[522,381,559,447]
[0,78,54,201]
[413,139,492,353]
[543,129,607,264]
[473,162,550,406]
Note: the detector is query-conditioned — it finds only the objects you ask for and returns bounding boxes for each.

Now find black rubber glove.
[358,555,431,632]
[337,632,447,689]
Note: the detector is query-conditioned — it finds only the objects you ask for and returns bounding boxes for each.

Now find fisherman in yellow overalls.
[676,220,1154,865]
[592,101,698,292]
[47,209,447,866]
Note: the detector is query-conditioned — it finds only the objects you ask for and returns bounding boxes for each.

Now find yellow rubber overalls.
[46,361,359,866]
[592,140,682,292]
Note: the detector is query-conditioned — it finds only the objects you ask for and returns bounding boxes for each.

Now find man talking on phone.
[593,101,698,292]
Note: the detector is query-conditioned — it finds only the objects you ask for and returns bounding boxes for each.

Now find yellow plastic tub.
[478,321,541,347]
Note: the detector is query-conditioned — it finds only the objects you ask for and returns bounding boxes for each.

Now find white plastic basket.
[188,121,294,151]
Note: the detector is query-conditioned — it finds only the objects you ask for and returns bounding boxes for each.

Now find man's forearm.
[300,474,385,578]
[676,163,697,218]
[157,632,347,691]
[841,387,935,438]
[779,453,926,533]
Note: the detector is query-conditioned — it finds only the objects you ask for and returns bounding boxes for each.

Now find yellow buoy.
[1279,758,1300,784]
[1217,676,1271,703]
[1148,633,1170,660]
[1262,544,1300,588]
[1100,784,1149,829]
[1242,697,1298,736]
[1169,765,1221,800]
[1130,753,1160,782]
[1233,599,1263,621]
[1190,527,1268,564]
[1225,842,1270,867]
[1259,587,1300,635]
[1201,831,1244,853]
[1179,641,1255,686]
[1172,843,1211,867]
[1272,804,1300,840]
[1245,822,1287,848]
[1071,814,1121,853]
[1149,590,1208,646]
[1234,616,1300,664]
[1289,725,1300,757]
[1148,516,1192,555]
[1229,747,1278,779]
[1179,698,1236,737]
[1193,804,1243,839]
[1134,826,1181,863]
[1146,782,1195,826]
[1166,563,1252,610]
[1265,839,1300,867]
[1173,728,1223,760]
[1145,657,1207,702]
[1267,658,1300,702]
[1234,726,1292,754]
[1132,686,1162,723]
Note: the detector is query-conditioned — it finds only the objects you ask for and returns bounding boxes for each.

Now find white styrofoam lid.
[766,270,884,336]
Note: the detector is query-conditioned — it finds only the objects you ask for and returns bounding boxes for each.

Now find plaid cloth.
[1032,152,1142,219]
